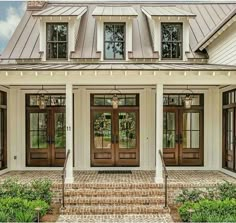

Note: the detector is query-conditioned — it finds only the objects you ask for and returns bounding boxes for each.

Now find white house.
[0,0,236,183]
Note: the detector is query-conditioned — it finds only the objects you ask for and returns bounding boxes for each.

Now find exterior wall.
[207,23,236,66]
[1,84,226,172]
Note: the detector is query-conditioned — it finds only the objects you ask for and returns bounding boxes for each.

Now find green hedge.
[179,199,236,222]
[0,178,53,204]
[0,197,49,222]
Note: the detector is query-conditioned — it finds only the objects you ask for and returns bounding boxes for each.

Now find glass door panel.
[91,111,114,166]
[180,110,203,166]
[225,109,234,170]
[116,110,139,166]
[163,109,178,165]
[93,112,112,149]
[118,112,136,149]
[52,110,66,166]
[27,111,50,166]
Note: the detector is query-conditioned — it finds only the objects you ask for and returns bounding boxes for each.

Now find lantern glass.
[37,95,47,109]
[112,94,119,109]
[184,94,192,109]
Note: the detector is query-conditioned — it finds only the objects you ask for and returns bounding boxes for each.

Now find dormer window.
[104,23,125,60]
[46,23,68,59]
[161,23,182,60]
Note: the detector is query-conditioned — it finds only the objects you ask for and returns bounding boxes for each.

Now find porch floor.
[0,170,235,186]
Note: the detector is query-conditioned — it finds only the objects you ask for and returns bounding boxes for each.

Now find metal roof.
[33,6,87,17]
[92,6,138,16]
[1,3,236,61]
[142,6,196,17]
[0,63,236,71]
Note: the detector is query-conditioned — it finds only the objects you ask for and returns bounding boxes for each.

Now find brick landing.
[0,170,235,186]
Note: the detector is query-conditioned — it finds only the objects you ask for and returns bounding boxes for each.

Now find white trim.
[220,168,236,179]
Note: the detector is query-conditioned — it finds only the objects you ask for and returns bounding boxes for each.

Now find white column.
[65,83,74,183]
[155,84,163,183]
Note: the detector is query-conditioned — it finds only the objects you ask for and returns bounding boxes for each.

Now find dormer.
[142,7,196,61]
[33,6,87,61]
[92,6,138,61]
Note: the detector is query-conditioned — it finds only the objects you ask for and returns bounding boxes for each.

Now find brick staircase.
[59,183,169,215]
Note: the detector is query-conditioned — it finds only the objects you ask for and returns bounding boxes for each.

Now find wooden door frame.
[222,107,236,172]
[115,107,140,167]
[163,107,204,166]
[26,108,51,167]
[163,107,179,166]
[179,109,204,166]
[90,108,115,166]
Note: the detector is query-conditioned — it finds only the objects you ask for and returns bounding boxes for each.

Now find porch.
[1,170,235,186]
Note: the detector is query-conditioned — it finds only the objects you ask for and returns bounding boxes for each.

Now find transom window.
[46,23,68,59]
[163,94,203,107]
[27,94,66,107]
[104,23,125,60]
[91,94,139,107]
[161,23,183,60]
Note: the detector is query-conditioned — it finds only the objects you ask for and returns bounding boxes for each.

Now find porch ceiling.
[1,63,236,71]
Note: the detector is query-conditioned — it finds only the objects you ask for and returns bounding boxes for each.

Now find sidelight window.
[0,91,7,170]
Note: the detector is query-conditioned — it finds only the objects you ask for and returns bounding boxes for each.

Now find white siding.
[207,23,236,65]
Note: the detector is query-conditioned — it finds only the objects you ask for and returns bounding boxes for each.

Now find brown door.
[91,108,139,167]
[163,108,203,166]
[27,108,66,167]
[223,108,236,171]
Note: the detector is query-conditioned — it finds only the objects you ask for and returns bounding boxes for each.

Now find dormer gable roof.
[142,6,196,18]
[33,6,87,17]
[92,6,138,17]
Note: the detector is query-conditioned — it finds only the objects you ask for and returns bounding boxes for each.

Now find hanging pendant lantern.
[112,94,119,109]
[183,86,193,109]
[111,86,121,109]
[37,86,48,109]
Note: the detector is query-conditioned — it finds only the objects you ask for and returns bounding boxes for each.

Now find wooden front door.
[163,108,204,166]
[91,108,139,167]
[26,108,66,167]
[223,108,236,171]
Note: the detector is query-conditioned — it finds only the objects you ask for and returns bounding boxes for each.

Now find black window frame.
[0,91,7,170]
[161,23,183,60]
[104,23,126,60]
[46,23,68,60]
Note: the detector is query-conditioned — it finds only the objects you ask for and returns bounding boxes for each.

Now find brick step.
[64,197,165,205]
[64,189,164,197]
[60,205,169,215]
[54,183,162,190]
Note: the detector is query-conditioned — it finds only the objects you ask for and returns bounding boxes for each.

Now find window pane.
[38,131,47,148]
[172,42,181,59]
[47,43,57,59]
[183,113,191,130]
[47,24,57,41]
[39,113,47,130]
[114,25,125,41]
[183,131,191,148]
[166,131,175,148]
[58,43,67,58]
[169,95,179,105]
[30,113,39,131]
[162,42,171,59]
[58,24,67,41]
[114,42,124,59]
[105,24,114,41]
[30,131,38,148]
[167,112,175,130]
[192,96,200,105]
[94,112,112,149]
[105,42,114,59]
[119,112,136,149]
[191,131,199,148]
[191,113,200,130]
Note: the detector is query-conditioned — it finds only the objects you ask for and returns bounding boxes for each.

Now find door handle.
[179,134,183,144]
[111,135,116,144]
[47,136,51,144]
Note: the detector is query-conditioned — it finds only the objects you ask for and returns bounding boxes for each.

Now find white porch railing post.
[155,83,164,183]
[65,83,74,183]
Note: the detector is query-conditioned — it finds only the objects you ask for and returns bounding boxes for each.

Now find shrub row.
[0,178,53,204]
[0,197,49,222]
